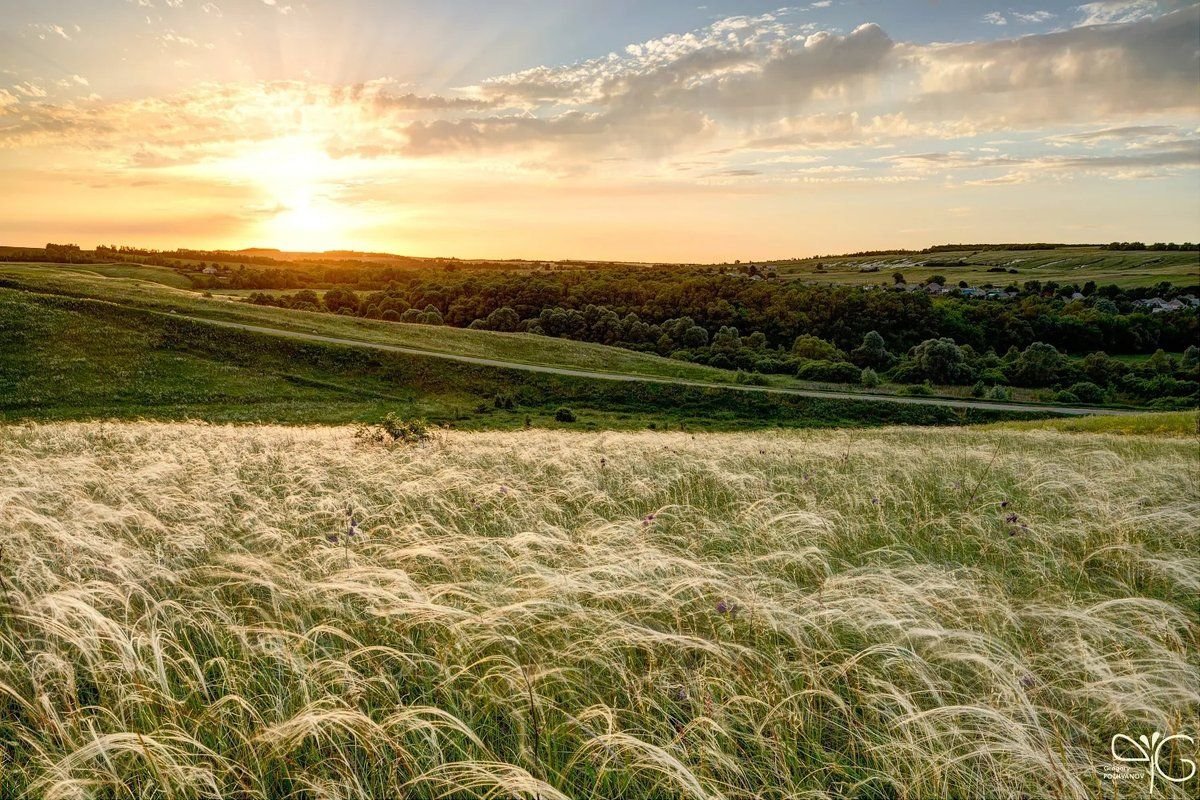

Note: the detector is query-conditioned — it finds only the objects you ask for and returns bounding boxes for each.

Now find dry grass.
[0,422,1196,799]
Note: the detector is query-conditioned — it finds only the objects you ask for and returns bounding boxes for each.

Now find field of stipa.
[0,421,1196,799]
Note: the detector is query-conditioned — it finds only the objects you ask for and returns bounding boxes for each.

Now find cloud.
[1075,0,1160,26]
[909,5,1200,122]
[983,12,1009,25]
[3,7,1198,188]
[1047,124,1182,143]
[27,23,72,41]
[884,136,1200,182]
[479,16,893,117]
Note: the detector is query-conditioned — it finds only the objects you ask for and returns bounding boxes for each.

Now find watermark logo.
[1105,731,1196,795]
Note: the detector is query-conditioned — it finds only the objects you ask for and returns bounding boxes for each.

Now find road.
[175,314,1131,417]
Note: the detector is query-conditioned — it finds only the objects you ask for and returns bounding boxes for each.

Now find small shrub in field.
[900,382,934,396]
[1068,381,1105,404]
[735,371,769,386]
[1054,390,1081,404]
[861,367,881,389]
[356,413,433,445]
[493,393,516,410]
[988,385,1014,401]
[555,407,577,423]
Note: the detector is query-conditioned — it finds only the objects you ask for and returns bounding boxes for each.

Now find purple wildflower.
[1000,500,1010,509]
[1005,513,1019,524]
[716,600,730,614]
[1020,674,1036,689]
[326,533,340,544]
[871,496,880,505]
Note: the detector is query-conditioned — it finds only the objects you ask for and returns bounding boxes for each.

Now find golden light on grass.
[0,422,1196,798]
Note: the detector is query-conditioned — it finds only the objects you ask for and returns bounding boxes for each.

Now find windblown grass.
[0,423,1196,799]
[991,410,1198,438]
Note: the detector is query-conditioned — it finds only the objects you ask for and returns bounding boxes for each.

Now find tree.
[681,325,709,348]
[1007,342,1068,387]
[791,335,844,362]
[860,367,881,388]
[927,275,946,286]
[850,330,896,370]
[901,338,976,384]
[481,306,520,332]
[1145,349,1175,374]
[711,326,741,353]
[892,272,906,285]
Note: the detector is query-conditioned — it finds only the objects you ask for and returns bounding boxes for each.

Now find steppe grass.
[0,423,1196,798]
[992,410,1198,437]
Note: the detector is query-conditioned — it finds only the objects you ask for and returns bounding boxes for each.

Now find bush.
[1068,381,1105,404]
[1054,390,1081,404]
[860,367,881,389]
[796,360,862,383]
[494,393,516,410]
[554,407,577,423]
[987,385,1013,401]
[899,383,934,396]
[355,413,432,445]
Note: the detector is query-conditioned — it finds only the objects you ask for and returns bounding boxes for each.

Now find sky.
[1,0,1198,261]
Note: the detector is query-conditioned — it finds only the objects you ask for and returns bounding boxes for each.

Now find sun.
[206,136,365,251]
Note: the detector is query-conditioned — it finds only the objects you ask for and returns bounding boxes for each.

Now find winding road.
[177,314,1130,417]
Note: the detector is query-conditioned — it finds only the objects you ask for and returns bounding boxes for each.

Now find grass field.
[992,410,1199,437]
[0,421,1195,798]
[771,247,1200,289]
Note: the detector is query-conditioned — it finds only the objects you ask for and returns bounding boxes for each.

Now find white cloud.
[27,23,72,40]
[983,12,1009,25]
[1075,0,1158,26]
[5,7,1198,190]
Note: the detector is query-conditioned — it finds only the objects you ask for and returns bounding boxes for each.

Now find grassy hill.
[1,421,1195,798]
[1,287,1029,429]
[772,246,1199,288]
[0,264,742,384]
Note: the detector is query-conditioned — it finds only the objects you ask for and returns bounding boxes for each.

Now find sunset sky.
[1,0,1198,261]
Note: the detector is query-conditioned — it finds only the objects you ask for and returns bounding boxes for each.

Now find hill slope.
[1,422,1196,798]
[3,287,1043,428]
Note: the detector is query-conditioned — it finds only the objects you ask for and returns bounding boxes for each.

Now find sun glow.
[202,136,369,251]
